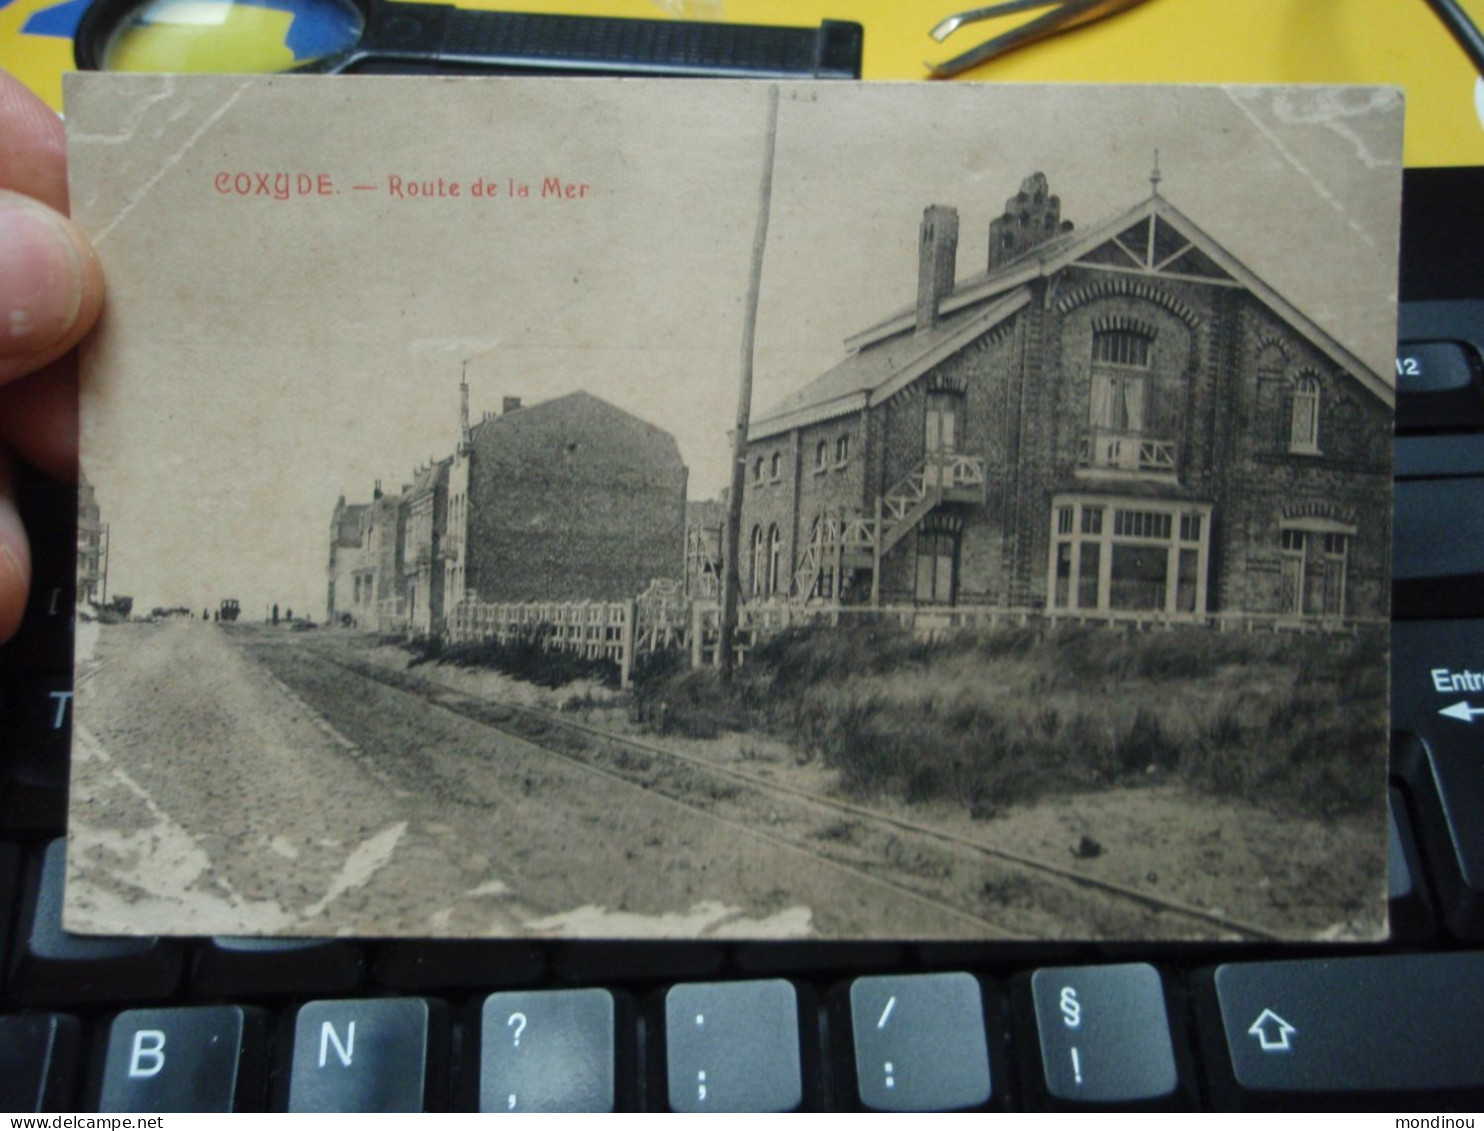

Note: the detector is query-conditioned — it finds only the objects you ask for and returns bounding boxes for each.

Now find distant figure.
[213,610,219,622]
[203,607,209,621]
[272,603,279,625]
[286,607,293,622]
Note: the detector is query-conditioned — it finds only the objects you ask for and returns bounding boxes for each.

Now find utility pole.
[719,84,780,680]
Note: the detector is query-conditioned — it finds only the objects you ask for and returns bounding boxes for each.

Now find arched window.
[815,440,828,471]
[1290,375,1321,453]
[770,451,782,480]
[752,458,763,484]
[767,524,783,597]
[749,526,765,597]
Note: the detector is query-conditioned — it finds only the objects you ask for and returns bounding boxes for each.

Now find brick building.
[739,172,1393,623]
[443,389,688,608]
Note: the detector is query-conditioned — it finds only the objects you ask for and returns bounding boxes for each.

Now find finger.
[0,357,78,483]
[0,190,105,388]
[0,69,68,211]
[0,448,29,643]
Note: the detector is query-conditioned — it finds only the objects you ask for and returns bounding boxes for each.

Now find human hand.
[0,69,106,644]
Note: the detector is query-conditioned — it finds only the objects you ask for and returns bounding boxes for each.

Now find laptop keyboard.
[2,167,1482,1112]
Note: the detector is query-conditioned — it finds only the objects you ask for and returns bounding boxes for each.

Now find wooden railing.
[1078,429,1177,473]
[444,584,1381,682]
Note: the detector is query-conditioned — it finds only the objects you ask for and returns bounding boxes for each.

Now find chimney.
[503,396,522,415]
[916,205,959,334]
[987,172,1072,272]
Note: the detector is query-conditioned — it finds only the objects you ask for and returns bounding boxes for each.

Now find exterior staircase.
[790,451,986,603]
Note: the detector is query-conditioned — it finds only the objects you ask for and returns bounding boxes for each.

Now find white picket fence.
[443,585,1383,684]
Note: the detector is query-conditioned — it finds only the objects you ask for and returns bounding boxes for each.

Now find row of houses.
[328,390,690,634]
[334,169,1392,642]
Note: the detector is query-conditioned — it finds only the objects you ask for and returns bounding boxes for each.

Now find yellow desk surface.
[3,0,1482,166]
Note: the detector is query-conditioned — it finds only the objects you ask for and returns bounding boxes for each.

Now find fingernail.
[0,193,84,356]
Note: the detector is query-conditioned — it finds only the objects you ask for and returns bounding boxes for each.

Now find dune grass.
[631,620,1387,817]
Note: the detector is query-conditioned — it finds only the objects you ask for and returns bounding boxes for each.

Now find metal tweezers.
[927,0,1154,78]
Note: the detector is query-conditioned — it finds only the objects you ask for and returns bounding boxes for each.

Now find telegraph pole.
[719,84,780,680]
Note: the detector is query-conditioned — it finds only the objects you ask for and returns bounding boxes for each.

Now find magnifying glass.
[73,0,864,79]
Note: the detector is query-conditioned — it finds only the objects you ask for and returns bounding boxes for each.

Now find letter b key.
[97,1006,267,1113]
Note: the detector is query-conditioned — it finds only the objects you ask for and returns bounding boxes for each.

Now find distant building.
[326,482,405,631]
[326,496,368,625]
[332,387,689,635]
[77,471,104,606]
[366,487,407,630]
[684,498,725,599]
[404,458,451,636]
[444,390,688,608]
[739,171,1393,622]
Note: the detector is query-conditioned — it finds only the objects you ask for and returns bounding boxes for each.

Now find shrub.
[629,620,1380,816]
[408,627,619,688]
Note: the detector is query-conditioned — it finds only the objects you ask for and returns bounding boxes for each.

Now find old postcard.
[64,74,1402,941]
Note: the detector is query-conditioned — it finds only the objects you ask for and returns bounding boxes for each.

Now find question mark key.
[476,989,623,1112]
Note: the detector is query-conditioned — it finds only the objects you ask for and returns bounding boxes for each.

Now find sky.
[69,75,1404,618]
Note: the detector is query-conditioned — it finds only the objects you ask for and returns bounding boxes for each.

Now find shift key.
[1194,954,1484,1108]
[1391,619,1484,937]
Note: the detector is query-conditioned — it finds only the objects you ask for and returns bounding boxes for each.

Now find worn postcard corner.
[64,74,1401,942]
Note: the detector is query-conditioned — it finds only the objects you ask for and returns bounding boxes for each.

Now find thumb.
[0,189,104,387]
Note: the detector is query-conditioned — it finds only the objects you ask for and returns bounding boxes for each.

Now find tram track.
[264,640,1279,942]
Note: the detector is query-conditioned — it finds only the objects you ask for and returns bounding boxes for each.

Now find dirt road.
[69,622,1002,938]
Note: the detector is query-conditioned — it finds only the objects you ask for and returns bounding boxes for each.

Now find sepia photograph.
[64,74,1402,941]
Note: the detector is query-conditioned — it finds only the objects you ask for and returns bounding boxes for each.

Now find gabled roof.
[749,288,1031,441]
[405,456,450,500]
[757,190,1392,437]
[469,389,686,467]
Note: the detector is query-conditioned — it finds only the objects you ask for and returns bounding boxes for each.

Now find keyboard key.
[1021,964,1181,1107]
[844,972,993,1112]
[0,1013,80,1112]
[661,979,809,1113]
[1195,953,1484,1107]
[1395,433,1484,479]
[95,1005,267,1113]
[1392,479,1484,583]
[0,677,72,832]
[1391,620,1484,937]
[0,519,73,681]
[5,840,181,1006]
[1387,786,1433,940]
[0,843,16,992]
[193,937,365,998]
[1,675,72,768]
[284,997,448,1112]
[475,988,626,1112]
[1395,340,1484,431]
